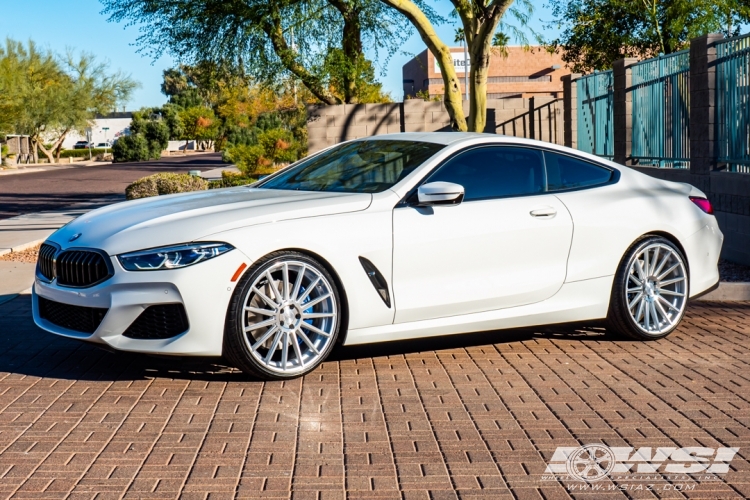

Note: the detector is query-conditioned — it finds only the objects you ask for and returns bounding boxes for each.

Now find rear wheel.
[608,236,688,340]
[224,251,341,379]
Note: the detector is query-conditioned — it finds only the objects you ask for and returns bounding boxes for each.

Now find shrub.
[222,143,267,175]
[208,170,257,189]
[113,108,171,162]
[222,128,300,176]
[113,135,151,162]
[126,172,208,200]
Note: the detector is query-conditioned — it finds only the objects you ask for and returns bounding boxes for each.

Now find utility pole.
[103,127,110,156]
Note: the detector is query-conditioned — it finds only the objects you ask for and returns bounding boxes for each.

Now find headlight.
[118,242,234,271]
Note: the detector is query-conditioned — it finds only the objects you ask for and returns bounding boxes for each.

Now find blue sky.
[0,0,556,109]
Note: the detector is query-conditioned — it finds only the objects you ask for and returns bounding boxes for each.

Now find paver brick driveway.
[0,296,748,499]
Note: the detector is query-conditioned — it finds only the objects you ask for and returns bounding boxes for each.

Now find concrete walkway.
[0,262,35,305]
[0,160,112,177]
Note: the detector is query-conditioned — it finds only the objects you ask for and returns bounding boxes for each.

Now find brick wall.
[307,97,564,153]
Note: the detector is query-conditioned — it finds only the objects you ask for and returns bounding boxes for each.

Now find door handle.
[530,207,557,218]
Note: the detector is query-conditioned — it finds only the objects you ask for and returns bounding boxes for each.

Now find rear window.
[544,151,614,191]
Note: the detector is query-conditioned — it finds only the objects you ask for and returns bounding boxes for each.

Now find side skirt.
[343,275,614,346]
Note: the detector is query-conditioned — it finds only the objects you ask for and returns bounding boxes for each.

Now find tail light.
[690,196,714,215]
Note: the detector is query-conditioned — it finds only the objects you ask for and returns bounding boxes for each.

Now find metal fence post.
[613,58,639,165]
[562,74,582,148]
[689,33,724,177]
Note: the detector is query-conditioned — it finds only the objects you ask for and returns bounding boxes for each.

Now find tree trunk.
[462,0,509,132]
[30,138,39,164]
[379,0,467,130]
[341,13,363,103]
[468,38,493,132]
[52,129,70,163]
[36,141,55,164]
[329,0,364,104]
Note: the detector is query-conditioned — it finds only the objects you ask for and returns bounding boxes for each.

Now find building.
[60,112,133,149]
[402,46,569,101]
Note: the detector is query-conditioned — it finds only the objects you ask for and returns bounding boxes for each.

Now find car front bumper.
[32,249,250,356]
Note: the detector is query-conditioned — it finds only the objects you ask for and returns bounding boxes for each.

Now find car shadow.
[0,295,626,382]
[329,323,611,362]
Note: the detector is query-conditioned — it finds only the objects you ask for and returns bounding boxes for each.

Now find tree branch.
[261,8,341,105]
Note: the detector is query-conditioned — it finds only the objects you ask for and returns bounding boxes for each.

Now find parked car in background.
[32,133,723,379]
[72,141,91,149]
[95,142,112,149]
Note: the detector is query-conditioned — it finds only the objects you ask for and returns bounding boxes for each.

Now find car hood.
[48,188,372,255]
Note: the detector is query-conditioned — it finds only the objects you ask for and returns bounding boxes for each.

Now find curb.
[696,282,750,301]
[0,238,47,258]
[0,162,112,176]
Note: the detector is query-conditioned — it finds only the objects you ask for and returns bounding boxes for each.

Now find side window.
[544,151,613,191]
[426,146,545,201]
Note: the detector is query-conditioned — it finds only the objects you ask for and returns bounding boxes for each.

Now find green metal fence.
[630,50,690,168]
[716,33,750,174]
[576,71,614,158]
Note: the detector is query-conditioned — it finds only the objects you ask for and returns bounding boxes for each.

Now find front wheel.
[608,236,689,340]
[224,251,342,379]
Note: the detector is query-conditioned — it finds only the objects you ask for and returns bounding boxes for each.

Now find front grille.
[124,304,189,340]
[38,296,108,334]
[56,250,111,287]
[37,244,57,281]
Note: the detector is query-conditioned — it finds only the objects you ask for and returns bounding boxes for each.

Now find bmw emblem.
[69,233,82,242]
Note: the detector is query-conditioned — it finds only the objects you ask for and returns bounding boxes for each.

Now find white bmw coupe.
[33,133,722,379]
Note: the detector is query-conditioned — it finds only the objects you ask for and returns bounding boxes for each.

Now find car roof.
[358,132,627,172]
[361,132,572,150]
[363,132,484,145]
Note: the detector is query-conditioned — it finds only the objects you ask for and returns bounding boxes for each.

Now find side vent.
[358,257,391,308]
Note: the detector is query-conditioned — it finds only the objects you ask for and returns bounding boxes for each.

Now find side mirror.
[417,182,465,206]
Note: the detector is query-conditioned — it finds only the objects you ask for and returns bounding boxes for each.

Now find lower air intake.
[123,304,190,340]
[38,296,108,334]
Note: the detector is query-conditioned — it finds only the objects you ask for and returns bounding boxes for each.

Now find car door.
[392,145,573,324]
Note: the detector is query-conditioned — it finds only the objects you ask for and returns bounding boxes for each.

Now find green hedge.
[59,148,108,158]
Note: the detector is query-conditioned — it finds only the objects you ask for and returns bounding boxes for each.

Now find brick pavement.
[0,295,748,499]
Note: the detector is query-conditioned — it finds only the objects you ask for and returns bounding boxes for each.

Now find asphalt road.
[0,153,227,220]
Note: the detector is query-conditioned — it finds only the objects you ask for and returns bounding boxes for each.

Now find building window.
[487,76,552,83]
[425,76,552,86]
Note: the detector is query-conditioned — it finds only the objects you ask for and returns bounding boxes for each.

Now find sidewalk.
[0,159,112,177]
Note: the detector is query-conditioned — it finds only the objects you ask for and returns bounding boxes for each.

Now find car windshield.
[257,140,445,193]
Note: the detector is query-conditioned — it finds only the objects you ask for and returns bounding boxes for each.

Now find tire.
[608,236,689,340]
[224,251,342,379]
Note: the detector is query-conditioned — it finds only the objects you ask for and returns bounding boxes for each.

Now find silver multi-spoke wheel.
[240,260,338,375]
[625,242,688,335]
